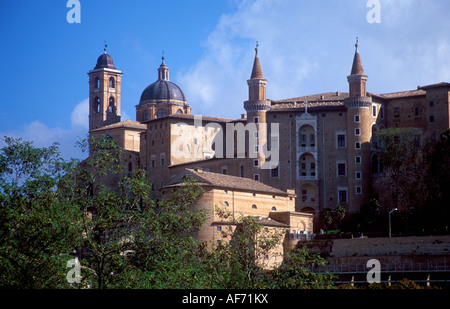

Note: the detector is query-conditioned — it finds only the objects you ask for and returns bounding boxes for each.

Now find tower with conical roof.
[244,43,271,124]
[344,38,373,213]
[88,44,123,132]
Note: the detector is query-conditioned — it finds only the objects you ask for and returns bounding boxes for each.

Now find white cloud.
[1,99,90,161]
[70,98,89,129]
[177,0,450,118]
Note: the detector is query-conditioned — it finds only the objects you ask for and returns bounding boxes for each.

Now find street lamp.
[389,208,398,238]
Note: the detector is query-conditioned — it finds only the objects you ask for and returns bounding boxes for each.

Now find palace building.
[87,41,450,236]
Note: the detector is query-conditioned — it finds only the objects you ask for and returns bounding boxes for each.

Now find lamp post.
[389,208,397,238]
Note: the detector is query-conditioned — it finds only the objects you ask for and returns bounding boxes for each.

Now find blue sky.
[1,0,450,160]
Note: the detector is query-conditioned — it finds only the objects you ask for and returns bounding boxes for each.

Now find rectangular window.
[337,134,346,148]
[310,162,316,177]
[253,159,259,167]
[394,107,400,118]
[415,107,421,117]
[253,174,260,181]
[338,189,348,204]
[355,128,361,136]
[310,134,315,146]
[355,156,361,164]
[372,105,377,117]
[355,171,362,179]
[300,134,306,147]
[429,116,434,123]
[337,163,346,177]
[253,116,259,124]
[271,165,279,178]
[355,142,361,150]
[356,186,362,195]
[354,115,360,123]
[151,155,156,168]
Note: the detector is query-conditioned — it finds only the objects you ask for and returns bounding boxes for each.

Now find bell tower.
[88,44,123,133]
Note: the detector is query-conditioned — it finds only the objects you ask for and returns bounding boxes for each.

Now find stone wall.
[294,235,450,266]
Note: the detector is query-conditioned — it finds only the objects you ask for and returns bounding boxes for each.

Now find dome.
[139,57,186,105]
[94,53,116,70]
[139,80,186,105]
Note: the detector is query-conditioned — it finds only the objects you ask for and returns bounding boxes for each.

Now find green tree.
[334,204,346,231]
[123,177,208,289]
[59,136,209,289]
[202,206,334,289]
[375,128,429,213]
[320,208,334,233]
[0,137,82,288]
[423,129,450,233]
[273,247,335,289]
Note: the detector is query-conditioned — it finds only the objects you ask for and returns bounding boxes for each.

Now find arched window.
[94,97,101,113]
[157,109,167,118]
[271,206,277,211]
[128,162,133,172]
[298,124,315,148]
[252,204,257,209]
[94,77,100,89]
[108,97,115,113]
[176,109,183,114]
[109,77,115,89]
[298,153,316,178]
[223,202,229,207]
[143,110,149,121]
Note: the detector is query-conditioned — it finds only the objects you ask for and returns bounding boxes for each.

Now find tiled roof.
[380,89,426,99]
[91,120,146,132]
[419,82,450,90]
[142,113,240,124]
[164,168,290,196]
[270,92,347,111]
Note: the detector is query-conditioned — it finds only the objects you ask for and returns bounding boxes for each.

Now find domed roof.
[139,57,186,105]
[94,52,116,70]
[140,80,186,104]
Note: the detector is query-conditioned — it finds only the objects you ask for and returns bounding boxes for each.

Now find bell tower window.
[94,77,100,89]
[109,77,115,89]
[108,97,115,113]
[94,97,101,113]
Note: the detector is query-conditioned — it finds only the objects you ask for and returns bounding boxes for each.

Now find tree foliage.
[1,136,336,289]
[0,137,82,288]
[374,128,450,234]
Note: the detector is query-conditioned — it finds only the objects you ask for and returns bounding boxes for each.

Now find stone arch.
[298,152,316,177]
[300,207,315,214]
[300,183,317,203]
[298,124,315,148]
